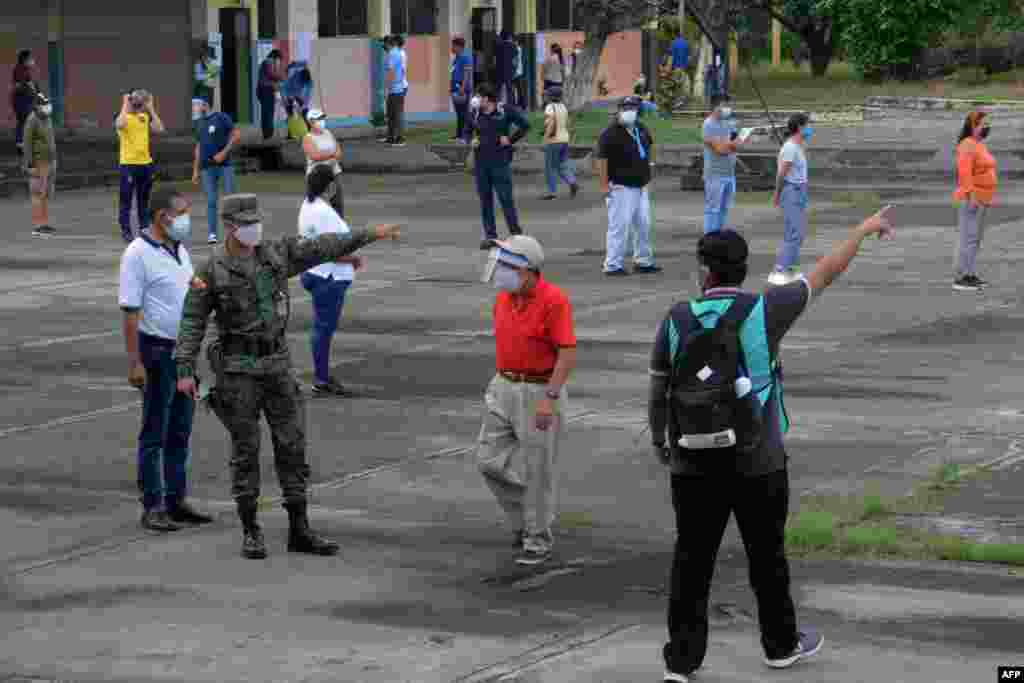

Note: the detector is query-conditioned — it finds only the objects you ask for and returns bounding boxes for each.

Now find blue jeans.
[137,333,195,511]
[119,164,155,233]
[201,165,237,239]
[775,183,808,271]
[475,161,520,240]
[300,272,350,385]
[703,176,736,234]
[544,143,576,194]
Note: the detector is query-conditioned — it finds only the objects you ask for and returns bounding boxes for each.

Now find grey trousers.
[956,202,989,277]
[477,374,568,552]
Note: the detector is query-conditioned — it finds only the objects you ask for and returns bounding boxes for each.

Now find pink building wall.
[311,38,371,119]
[404,35,450,117]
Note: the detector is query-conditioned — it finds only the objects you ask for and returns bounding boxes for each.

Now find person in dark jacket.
[465,83,530,249]
[495,31,517,105]
[256,49,283,140]
[11,49,40,155]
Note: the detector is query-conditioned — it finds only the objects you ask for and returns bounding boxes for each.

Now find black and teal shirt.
[468,105,530,166]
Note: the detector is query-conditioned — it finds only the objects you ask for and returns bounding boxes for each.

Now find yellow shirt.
[544,103,570,144]
[118,112,153,165]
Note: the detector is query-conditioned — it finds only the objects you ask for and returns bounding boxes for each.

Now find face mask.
[167,214,191,242]
[802,125,814,142]
[492,264,521,292]
[719,107,733,119]
[619,110,638,127]
[235,223,263,247]
[980,126,991,139]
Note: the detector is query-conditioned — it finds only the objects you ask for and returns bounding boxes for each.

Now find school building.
[1,0,642,135]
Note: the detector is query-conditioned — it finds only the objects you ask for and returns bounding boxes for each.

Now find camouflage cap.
[220,194,264,223]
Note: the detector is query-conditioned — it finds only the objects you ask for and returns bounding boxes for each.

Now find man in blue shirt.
[670,32,689,70]
[191,98,240,244]
[385,35,409,146]
[466,83,530,249]
[702,102,747,234]
[451,36,474,142]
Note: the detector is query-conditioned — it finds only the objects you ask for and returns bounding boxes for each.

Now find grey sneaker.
[953,276,981,292]
[515,547,552,565]
[140,509,183,532]
[32,225,56,238]
[208,235,218,245]
[312,378,353,397]
[764,630,824,669]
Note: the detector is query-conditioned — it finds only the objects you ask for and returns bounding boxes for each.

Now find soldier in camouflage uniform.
[174,194,401,559]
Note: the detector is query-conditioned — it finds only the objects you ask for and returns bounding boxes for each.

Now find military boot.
[284,501,340,556]
[237,498,268,560]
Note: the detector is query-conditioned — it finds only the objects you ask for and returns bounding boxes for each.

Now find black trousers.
[387,91,406,142]
[664,468,798,675]
[258,90,276,139]
[452,96,469,140]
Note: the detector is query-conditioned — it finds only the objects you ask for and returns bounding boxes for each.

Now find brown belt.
[498,370,553,384]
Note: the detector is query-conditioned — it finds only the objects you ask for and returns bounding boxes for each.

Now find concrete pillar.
[771,18,781,68]
[46,0,65,127]
[514,0,536,109]
[368,0,390,37]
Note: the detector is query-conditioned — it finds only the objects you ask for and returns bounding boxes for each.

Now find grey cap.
[494,234,544,270]
[220,194,264,223]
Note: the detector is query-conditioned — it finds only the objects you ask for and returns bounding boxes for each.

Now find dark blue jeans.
[258,89,276,139]
[300,272,350,385]
[137,333,196,511]
[119,164,155,234]
[475,161,520,240]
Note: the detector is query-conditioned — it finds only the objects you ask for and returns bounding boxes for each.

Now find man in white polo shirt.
[119,187,213,532]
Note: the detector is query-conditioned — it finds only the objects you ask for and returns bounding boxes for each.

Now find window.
[318,0,368,37]
[391,0,437,35]
[537,0,576,31]
[258,0,277,39]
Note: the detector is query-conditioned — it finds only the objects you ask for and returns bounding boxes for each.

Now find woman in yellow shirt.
[541,86,577,200]
[952,111,997,291]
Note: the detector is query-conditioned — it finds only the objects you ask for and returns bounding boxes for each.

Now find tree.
[744,0,841,77]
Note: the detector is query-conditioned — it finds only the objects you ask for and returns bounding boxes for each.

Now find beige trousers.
[477,374,568,552]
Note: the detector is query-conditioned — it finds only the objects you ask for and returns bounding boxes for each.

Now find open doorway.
[471,7,497,89]
[219,8,253,124]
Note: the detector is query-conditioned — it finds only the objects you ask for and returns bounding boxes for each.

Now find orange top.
[953,138,998,206]
[494,276,576,375]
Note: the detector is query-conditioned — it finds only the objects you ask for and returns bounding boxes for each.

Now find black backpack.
[668,294,764,454]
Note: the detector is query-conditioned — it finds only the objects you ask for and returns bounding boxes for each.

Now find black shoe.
[140,509,183,532]
[508,227,523,236]
[953,276,981,292]
[120,228,134,243]
[390,139,407,147]
[312,378,353,397]
[570,183,579,198]
[515,529,525,547]
[541,193,557,200]
[480,238,497,250]
[604,268,629,276]
[966,274,988,287]
[32,225,56,238]
[242,527,268,559]
[634,264,663,274]
[167,501,214,525]
[285,502,340,556]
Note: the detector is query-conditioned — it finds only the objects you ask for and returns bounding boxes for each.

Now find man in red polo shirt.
[477,235,577,565]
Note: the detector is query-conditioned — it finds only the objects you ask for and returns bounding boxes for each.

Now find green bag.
[287,112,309,140]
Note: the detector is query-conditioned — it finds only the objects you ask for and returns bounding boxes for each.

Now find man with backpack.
[647,206,894,683]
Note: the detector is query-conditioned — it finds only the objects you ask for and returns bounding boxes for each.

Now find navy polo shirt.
[197,112,234,169]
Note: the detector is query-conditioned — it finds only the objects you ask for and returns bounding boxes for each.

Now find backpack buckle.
[678,429,737,450]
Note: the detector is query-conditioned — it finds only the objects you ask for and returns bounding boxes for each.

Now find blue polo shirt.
[671,37,689,69]
[197,112,234,169]
[387,47,408,95]
[451,51,473,94]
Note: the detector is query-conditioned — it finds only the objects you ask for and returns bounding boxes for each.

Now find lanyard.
[630,127,646,160]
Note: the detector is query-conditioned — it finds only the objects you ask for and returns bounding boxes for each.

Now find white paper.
[697,366,713,382]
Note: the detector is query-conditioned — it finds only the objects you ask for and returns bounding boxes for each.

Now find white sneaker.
[663,672,690,682]
[766,271,789,286]
[764,630,824,669]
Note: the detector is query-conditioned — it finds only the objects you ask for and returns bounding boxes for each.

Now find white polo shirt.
[118,234,194,341]
[298,197,355,281]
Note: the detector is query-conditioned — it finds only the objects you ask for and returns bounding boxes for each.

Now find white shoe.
[766,271,789,286]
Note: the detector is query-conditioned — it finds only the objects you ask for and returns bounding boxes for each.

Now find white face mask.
[235,223,263,247]
[719,107,733,119]
[167,214,191,242]
[492,264,521,292]
[619,110,638,127]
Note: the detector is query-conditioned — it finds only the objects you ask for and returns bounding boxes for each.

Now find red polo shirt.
[494,275,576,374]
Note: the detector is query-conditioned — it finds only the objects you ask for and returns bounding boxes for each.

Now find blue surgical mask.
[167,214,191,242]
[802,125,814,143]
[492,264,521,292]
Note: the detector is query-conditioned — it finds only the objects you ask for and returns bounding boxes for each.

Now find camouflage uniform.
[174,194,374,557]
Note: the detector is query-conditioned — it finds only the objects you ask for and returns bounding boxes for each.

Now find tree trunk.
[564,36,609,112]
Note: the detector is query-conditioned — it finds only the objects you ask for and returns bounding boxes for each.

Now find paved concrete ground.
[0,172,1023,682]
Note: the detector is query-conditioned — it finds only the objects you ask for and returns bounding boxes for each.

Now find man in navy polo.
[119,187,213,532]
[192,97,240,244]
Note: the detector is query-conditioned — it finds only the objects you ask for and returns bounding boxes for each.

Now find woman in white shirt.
[302,109,345,218]
[769,113,812,286]
[298,165,362,396]
[541,86,577,200]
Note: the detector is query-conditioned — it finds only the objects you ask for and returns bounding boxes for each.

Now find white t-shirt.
[118,235,194,341]
[778,139,808,185]
[306,129,342,176]
[298,197,354,281]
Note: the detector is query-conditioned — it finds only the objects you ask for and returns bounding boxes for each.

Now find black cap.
[698,229,748,270]
[620,95,643,110]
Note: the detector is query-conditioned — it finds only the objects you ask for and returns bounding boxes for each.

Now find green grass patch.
[404,109,702,148]
[558,510,596,529]
[785,511,838,551]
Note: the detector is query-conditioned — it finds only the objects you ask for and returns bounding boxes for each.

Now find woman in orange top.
[952,111,997,291]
